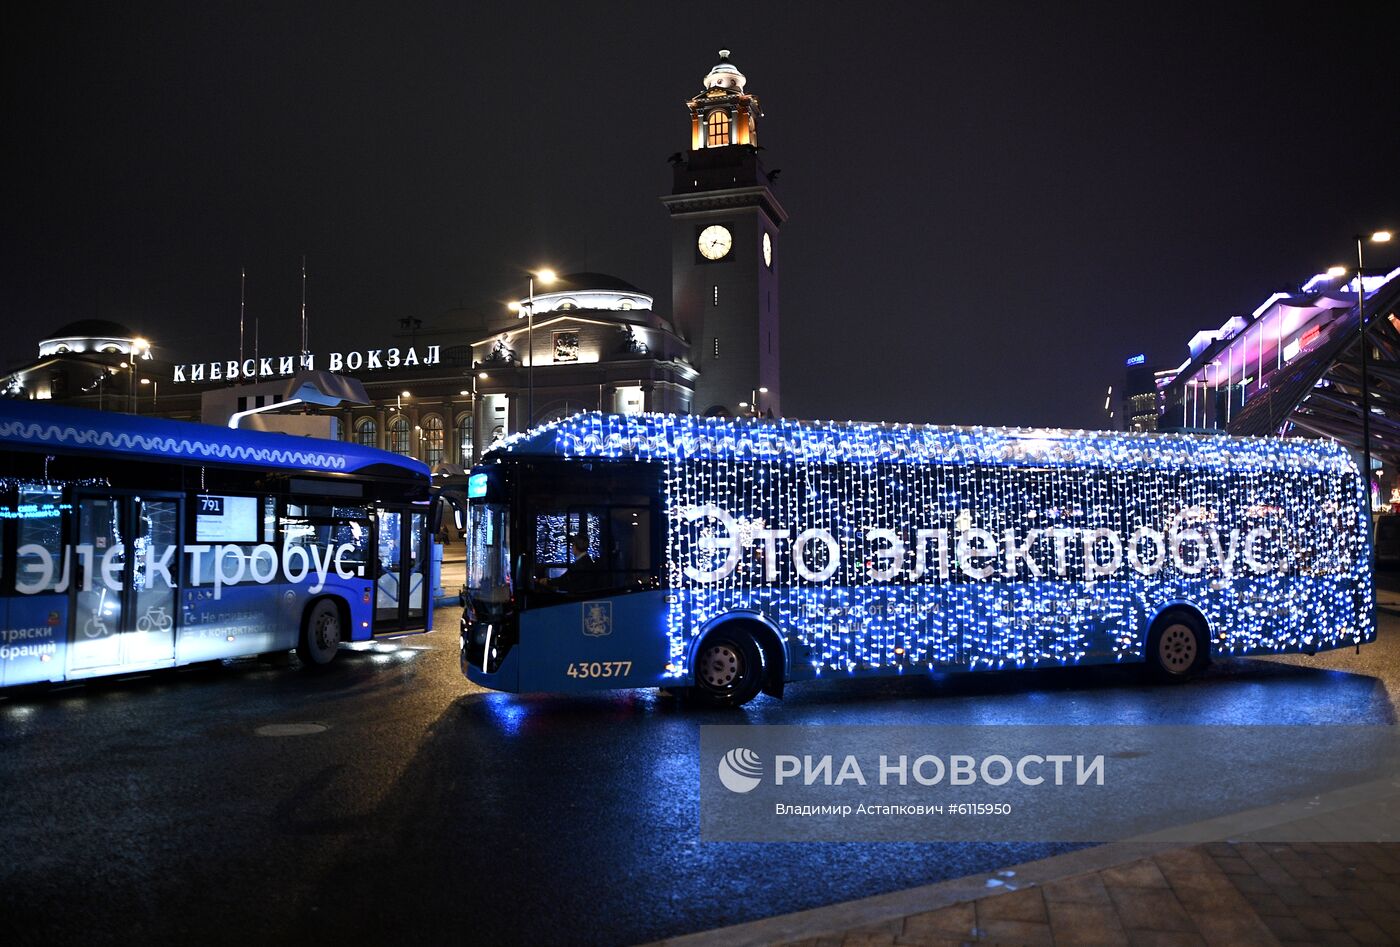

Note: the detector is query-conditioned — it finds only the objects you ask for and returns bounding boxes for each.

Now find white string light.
[500,414,1373,680]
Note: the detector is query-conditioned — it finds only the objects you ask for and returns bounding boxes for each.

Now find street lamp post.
[749,386,769,418]
[516,269,557,428]
[459,375,479,466]
[128,338,149,414]
[1355,230,1393,512]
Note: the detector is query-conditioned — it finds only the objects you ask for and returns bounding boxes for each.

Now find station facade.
[0,52,785,472]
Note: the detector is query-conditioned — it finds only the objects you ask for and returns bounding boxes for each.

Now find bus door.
[69,491,182,674]
[373,506,427,631]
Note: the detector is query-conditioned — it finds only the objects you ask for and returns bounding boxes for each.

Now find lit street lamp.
[750,386,769,418]
[511,268,556,429]
[128,337,149,413]
[1350,230,1392,512]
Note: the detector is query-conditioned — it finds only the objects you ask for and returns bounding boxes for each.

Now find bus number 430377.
[459,413,1374,708]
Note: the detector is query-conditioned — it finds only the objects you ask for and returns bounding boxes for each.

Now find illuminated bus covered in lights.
[461,413,1373,706]
[0,400,434,689]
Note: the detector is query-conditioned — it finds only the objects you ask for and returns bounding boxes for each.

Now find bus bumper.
[462,621,520,693]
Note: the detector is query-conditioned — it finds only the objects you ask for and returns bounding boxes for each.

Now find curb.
[645,773,1400,947]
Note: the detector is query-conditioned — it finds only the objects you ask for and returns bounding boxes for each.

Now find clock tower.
[662,50,786,418]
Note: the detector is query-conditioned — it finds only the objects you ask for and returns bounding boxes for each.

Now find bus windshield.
[467,502,511,604]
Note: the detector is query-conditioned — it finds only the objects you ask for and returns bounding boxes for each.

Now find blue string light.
[498,414,1374,679]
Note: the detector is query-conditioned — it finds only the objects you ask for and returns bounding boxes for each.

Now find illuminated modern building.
[0,51,785,469]
[1115,354,1165,432]
[1140,264,1400,501]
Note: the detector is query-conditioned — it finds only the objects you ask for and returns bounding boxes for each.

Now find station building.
[0,51,786,473]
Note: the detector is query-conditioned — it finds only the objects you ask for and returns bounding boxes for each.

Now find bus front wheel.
[693,628,764,707]
[298,599,343,668]
[1146,610,1207,682]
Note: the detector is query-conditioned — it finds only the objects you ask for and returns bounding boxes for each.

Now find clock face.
[762,232,773,268]
[698,224,732,261]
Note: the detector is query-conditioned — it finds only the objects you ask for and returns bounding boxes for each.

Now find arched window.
[421,415,444,468]
[707,110,731,146]
[457,414,475,466]
[355,417,377,448]
[388,416,411,455]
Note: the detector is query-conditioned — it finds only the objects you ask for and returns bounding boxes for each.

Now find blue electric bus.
[461,413,1373,706]
[0,400,434,688]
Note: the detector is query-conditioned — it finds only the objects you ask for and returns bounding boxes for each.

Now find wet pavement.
[3,590,1399,946]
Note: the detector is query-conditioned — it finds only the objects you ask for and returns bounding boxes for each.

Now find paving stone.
[1339,915,1394,946]
[1100,859,1171,889]
[840,933,897,947]
[1367,879,1400,902]
[974,887,1046,924]
[974,918,1053,945]
[1176,879,1254,918]
[1226,872,1272,895]
[1209,856,1255,877]
[1293,905,1345,932]
[1302,876,1343,898]
[1234,842,1286,872]
[1044,900,1127,946]
[1361,909,1400,938]
[775,843,1400,947]
[900,903,976,941]
[1041,872,1113,905]
[1241,892,1292,917]
[1107,887,1196,933]
[1365,850,1400,876]
[1350,863,1388,882]
[1182,910,1279,947]
[1153,848,1215,877]
[1310,932,1360,947]
[1267,882,1308,907]
[1332,872,1369,892]
[1123,930,1207,947]
[1260,914,1313,942]
[1323,897,1372,921]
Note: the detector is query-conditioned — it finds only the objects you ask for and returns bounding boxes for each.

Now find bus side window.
[609,507,651,584]
[16,485,65,593]
[531,510,601,588]
[527,504,656,594]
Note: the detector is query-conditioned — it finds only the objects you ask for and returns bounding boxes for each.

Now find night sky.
[4,2,1398,429]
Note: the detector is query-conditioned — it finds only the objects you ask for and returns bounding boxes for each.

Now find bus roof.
[488,412,1357,475]
[0,400,429,479]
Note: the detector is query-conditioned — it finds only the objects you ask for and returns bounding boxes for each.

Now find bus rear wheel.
[1146,610,1207,682]
[693,628,764,707]
[298,599,342,668]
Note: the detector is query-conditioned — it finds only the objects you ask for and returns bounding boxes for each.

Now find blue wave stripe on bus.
[0,400,427,476]
[492,412,1357,474]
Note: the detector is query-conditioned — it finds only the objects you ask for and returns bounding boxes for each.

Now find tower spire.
[239,268,246,364]
[300,255,308,359]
